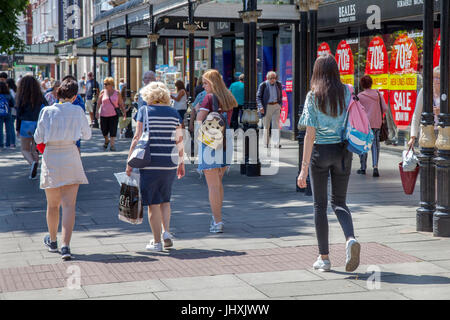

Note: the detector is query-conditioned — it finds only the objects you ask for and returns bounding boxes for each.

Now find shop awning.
[92,0,300,38]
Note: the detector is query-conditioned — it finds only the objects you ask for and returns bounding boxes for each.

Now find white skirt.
[40,141,88,189]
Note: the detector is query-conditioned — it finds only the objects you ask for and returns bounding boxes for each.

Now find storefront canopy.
[92,0,300,38]
[318,0,442,30]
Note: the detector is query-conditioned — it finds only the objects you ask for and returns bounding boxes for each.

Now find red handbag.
[36,143,46,154]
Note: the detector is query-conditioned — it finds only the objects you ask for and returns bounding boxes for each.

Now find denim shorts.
[197,141,233,173]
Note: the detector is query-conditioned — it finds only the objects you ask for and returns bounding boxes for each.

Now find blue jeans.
[359,128,380,170]
[0,115,14,147]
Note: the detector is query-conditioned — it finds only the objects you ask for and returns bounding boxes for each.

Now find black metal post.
[297,2,308,192]
[107,22,112,77]
[433,0,450,237]
[125,15,133,138]
[73,57,78,80]
[55,57,61,81]
[245,0,261,177]
[417,0,436,232]
[148,4,157,72]
[187,0,196,104]
[92,41,99,128]
[241,20,250,175]
[69,58,73,76]
[308,3,318,81]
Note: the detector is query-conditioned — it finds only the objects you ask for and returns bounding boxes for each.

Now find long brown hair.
[202,69,237,112]
[310,55,346,117]
[16,75,45,110]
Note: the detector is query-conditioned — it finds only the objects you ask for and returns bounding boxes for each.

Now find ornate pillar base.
[433,124,450,237]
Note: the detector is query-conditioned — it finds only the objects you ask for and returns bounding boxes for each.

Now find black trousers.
[230,105,243,130]
[310,143,355,255]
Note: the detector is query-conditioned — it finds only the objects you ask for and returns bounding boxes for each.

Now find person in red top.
[196,69,237,233]
[96,77,126,151]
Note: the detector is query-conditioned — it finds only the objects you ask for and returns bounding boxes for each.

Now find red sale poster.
[389,34,419,129]
[365,36,389,104]
[335,40,354,86]
[279,89,289,128]
[434,34,441,68]
[317,42,332,58]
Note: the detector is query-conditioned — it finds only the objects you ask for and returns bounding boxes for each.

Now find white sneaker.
[209,221,224,233]
[313,256,331,272]
[145,240,163,252]
[345,239,361,272]
[162,231,174,248]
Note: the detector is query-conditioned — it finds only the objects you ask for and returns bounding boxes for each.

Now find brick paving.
[0,242,419,293]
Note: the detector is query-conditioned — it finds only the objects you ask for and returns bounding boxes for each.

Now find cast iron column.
[186,0,197,104]
[240,20,250,175]
[148,4,158,72]
[240,0,261,177]
[296,0,308,192]
[125,14,133,138]
[92,44,99,128]
[107,22,112,77]
[73,57,78,80]
[308,0,319,80]
[434,0,450,237]
[417,0,436,232]
[55,57,61,81]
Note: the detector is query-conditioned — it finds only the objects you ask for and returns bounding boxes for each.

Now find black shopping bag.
[118,183,144,224]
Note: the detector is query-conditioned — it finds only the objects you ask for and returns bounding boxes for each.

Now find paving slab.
[2,287,89,300]
[236,270,323,286]
[155,285,268,300]
[295,290,409,300]
[255,279,367,298]
[82,279,169,298]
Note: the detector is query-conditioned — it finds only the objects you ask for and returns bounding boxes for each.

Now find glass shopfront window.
[318,26,441,145]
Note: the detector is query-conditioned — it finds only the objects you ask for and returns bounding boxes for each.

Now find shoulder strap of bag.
[108,91,118,109]
[377,90,384,116]
[211,94,220,113]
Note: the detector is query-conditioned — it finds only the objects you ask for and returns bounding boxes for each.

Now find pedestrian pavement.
[0,125,450,300]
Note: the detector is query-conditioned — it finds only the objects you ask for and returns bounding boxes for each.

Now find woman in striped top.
[126,81,185,252]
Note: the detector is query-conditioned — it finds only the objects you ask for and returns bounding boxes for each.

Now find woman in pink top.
[96,77,126,151]
[357,75,388,177]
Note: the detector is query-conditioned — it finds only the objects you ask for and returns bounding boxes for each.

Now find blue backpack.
[0,95,9,116]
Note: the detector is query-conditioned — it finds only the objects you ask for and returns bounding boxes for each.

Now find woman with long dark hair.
[16,75,47,179]
[297,54,360,273]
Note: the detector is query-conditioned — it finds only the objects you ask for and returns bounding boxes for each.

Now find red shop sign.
[285,80,293,93]
[335,40,354,75]
[365,36,388,75]
[317,42,332,58]
[434,34,441,68]
[389,90,417,128]
[280,90,289,125]
[389,34,418,75]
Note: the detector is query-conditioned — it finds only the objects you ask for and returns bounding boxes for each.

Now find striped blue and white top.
[136,105,183,171]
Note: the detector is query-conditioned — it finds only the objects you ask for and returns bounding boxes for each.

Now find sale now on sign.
[335,40,354,86]
[317,42,332,58]
[389,34,418,128]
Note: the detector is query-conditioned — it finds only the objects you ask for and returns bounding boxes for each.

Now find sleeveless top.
[173,91,187,111]
[101,90,119,117]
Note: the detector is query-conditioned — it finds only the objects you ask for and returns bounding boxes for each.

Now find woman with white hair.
[126,81,185,252]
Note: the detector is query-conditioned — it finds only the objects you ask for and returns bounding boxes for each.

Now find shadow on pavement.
[329,270,450,285]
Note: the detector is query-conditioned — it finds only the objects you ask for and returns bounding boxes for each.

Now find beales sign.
[319,0,440,30]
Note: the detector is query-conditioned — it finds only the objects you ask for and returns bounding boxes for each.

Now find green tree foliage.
[0,0,29,54]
